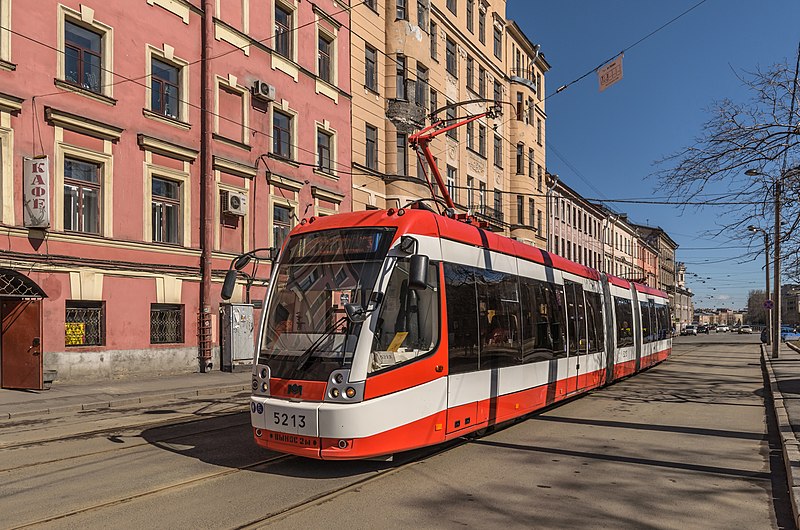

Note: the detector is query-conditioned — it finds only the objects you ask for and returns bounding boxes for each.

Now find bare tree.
[655,59,800,277]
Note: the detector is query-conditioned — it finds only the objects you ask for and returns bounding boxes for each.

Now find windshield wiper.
[293,316,348,374]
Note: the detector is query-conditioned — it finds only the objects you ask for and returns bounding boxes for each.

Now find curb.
[1,384,250,421]
[762,344,800,530]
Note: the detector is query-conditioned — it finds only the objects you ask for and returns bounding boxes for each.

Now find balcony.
[473,204,504,230]
[509,68,537,93]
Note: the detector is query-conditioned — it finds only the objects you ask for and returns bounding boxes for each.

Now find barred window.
[65,300,105,346]
[151,304,184,344]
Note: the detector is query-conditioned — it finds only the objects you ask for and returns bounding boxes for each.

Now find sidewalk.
[764,341,800,530]
[0,370,252,420]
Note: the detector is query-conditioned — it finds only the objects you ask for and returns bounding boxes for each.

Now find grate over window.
[0,269,47,298]
[151,304,184,344]
[65,301,104,346]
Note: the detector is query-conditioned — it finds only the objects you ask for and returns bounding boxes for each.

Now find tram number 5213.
[273,412,306,429]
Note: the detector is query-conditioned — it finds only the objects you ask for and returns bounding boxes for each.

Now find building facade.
[350,0,549,243]
[548,179,603,269]
[0,0,351,385]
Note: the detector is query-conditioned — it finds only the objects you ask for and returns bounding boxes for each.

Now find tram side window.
[655,303,669,340]
[369,258,440,373]
[614,297,634,348]
[520,278,567,362]
[476,269,522,370]
[585,291,604,353]
[564,282,586,355]
[640,300,654,344]
[444,263,480,374]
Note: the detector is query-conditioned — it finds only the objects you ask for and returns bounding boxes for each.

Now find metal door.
[1,299,43,390]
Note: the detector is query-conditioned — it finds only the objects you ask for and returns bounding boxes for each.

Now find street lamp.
[747,225,771,345]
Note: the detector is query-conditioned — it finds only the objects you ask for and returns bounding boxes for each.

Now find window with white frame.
[64,21,103,93]
[273,203,293,249]
[318,31,334,84]
[64,157,101,234]
[152,176,181,244]
[446,165,457,203]
[151,58,180,120]
[365,45,378,92]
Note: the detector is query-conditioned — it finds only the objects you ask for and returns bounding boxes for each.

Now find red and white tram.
[247,207,672,460]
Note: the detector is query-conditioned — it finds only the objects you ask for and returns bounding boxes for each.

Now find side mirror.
[221,269,238,300]
[408,254,429,290]
[344,303,367,323]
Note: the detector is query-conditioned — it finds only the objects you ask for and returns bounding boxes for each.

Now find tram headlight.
[330,388,340,398]
[334,373,344,384]
[345,387,357,399]
[261,382,268,392]
[260,368,268,379]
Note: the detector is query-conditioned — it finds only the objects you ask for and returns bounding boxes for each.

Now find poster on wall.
[23,155,50,229]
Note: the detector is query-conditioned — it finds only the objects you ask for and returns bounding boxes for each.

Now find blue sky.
[507,0,800,309]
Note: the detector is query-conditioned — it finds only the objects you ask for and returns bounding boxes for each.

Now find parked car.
[716,325,730,332]
[682,325,698,336]
[739,325,753,334]
[697,324,710,334]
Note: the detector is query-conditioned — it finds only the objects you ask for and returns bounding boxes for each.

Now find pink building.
[0,0,351,387]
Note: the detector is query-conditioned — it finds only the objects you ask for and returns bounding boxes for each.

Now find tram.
[245,207,672,460]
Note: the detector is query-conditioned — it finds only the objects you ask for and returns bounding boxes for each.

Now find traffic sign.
[764,300,774,310]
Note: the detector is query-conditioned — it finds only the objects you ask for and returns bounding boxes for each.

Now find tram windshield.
[259,227,395,381]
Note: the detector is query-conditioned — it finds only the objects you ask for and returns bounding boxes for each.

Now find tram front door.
[1,299,43,390]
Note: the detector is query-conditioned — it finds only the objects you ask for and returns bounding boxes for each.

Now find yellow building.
[350,1,549,245]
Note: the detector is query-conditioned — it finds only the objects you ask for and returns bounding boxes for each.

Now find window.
[537,209,542,234]
[447,0,457,13]
[370,258,440,372]
[537,165,543,191]
[365,45,377,92]
[64,21,102,93]
[150,304,184,344]
[444,264,478,374]
[430,21,437,60]
[478,65,486,97]
[564,282,586,355]
[317,129,333,173]
[479,182,486,209]
[417,0,429,28]
[273,110,293,159]
[478,8,485,44]
[445,37,457,77]
[516,195,523,225]
[365,124,378,170]
[152,177,181,244]
[397,0,407,20]
[415,63,428,108]
[529,199,534,230]
[64,157,101,234]
[466,0,474,32]
[494,189,502,217]
[493,25,502,59]
[537,118,542,145]
[516,143,524,174]
[516,92,523,121]
[466,121,474,150]
[446,104,457,140]
[446,165,457,202]
[520,278,566,362]
[151,58,180,119]
[529,148,535,180]
[66,301,105,346]
[396,55,407,99]
[466,55,474,91]
[467,176,474,209]
[478,124,486,156]
[275,3,293,60]
[493,134,502,168]
[273,203,293,249]
[493,80,502,103]
[537,72,543,100]
[318,32,333,83]
[365,0,377,10]
[614,296,634,348]
[430,88,437,114]
[397,133,408,175]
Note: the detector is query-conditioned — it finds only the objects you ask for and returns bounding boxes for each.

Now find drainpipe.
[545,172,558,253]
[199,0,215,372]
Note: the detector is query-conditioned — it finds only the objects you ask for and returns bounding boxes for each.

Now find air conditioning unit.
[251,80,276,101]
[224,191,247,216]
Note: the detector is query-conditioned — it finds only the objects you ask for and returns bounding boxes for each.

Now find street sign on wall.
[23,156,50,229]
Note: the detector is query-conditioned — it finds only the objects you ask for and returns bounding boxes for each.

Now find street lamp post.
[747,225,771,345]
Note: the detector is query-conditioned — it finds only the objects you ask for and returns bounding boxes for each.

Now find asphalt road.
[0,333,789,530]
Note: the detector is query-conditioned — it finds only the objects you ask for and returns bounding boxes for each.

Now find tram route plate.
[253,399,319,437]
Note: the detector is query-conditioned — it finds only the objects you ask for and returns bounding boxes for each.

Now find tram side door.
[630,288,642,373]
[1,299,43,390]
[564,282,586,394]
